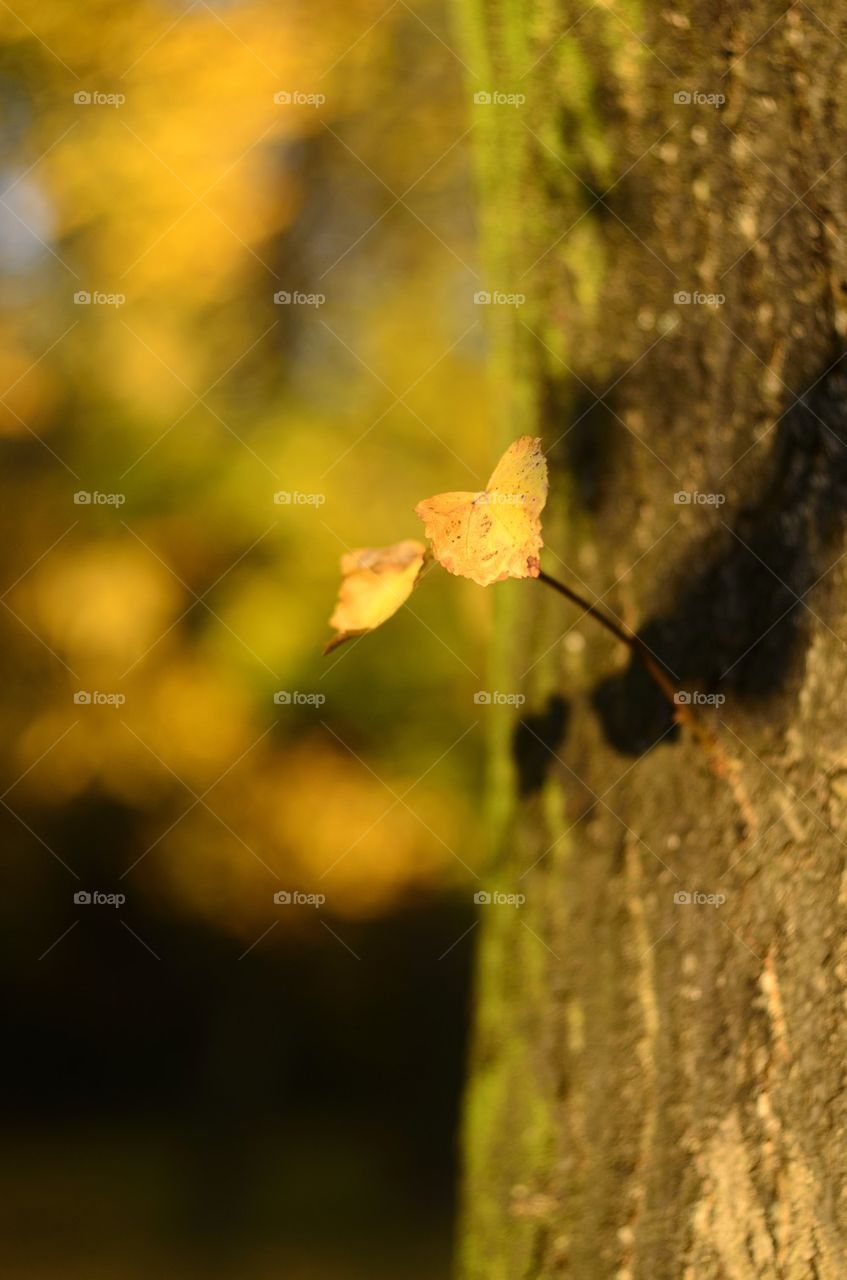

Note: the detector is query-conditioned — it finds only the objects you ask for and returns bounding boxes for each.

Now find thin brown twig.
[536,569,721,760]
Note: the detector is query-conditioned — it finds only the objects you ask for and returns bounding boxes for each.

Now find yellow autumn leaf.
[325,539,428,653]
[414,435,548,587]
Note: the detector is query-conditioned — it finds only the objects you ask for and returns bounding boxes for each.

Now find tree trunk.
[454,2,847,1276]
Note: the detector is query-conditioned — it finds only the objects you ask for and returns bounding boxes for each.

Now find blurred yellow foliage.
[1,0,486,930]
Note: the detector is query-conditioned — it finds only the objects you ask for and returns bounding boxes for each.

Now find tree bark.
[454,2,847,1276]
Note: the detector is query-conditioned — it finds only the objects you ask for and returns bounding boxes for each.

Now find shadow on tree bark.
[586,354,847,754]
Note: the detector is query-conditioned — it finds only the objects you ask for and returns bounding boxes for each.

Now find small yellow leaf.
[325,539,427,654]
[414,436,548,587]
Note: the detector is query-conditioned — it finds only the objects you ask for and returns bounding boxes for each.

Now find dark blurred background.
[0,1,493,1274]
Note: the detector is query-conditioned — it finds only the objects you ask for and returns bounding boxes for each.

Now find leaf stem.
[537,569,681,708]
[536,571,734,798]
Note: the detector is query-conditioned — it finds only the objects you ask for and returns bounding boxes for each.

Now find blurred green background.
[0,1,494,1274]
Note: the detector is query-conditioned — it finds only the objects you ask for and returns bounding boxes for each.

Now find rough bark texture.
[454,2,847,1277]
